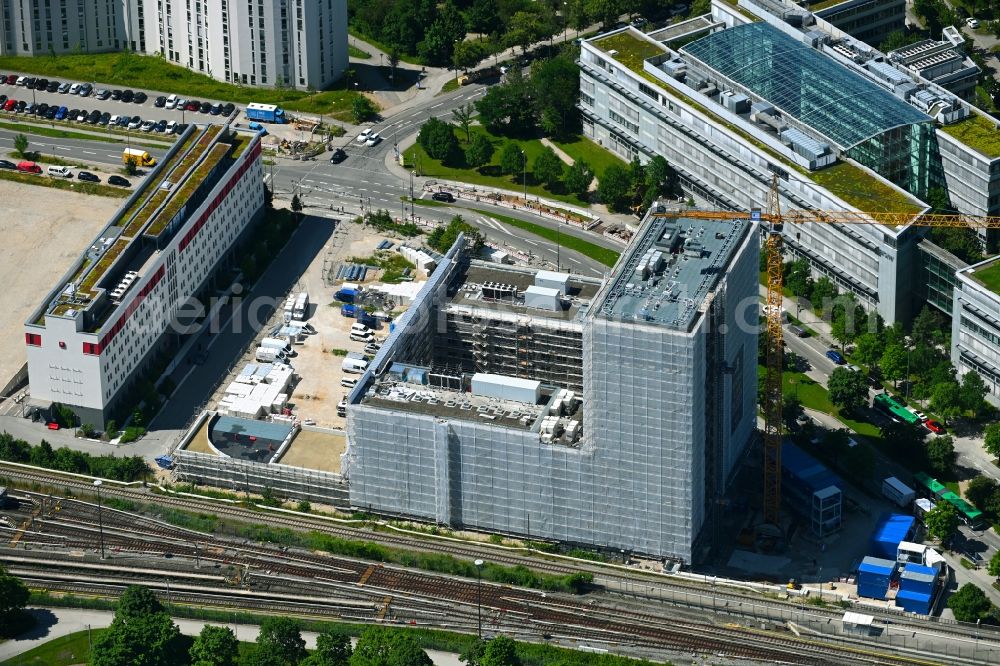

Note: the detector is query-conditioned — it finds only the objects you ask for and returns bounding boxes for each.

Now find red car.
[3,98,15,111]
[925,419,944,434]
[46,422,60,430]
[5,74,16,85]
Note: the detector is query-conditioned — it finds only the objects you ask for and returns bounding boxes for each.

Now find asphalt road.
[0,125,171,169]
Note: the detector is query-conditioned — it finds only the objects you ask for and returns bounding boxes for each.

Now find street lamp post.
[474,559,485,639]
[520,150,527,204]
[93,479,106,560]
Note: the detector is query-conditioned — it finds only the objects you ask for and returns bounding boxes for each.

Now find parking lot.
[0,180,122,389]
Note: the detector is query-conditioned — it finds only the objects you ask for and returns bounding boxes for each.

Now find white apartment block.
[0,0,347,90]
[24,123,264,427]
[951,258,1000,407]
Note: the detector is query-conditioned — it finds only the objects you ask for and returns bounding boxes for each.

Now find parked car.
[14,76,25,86]
[154,119,167,132]
[185,99,200,111]
[3,99,16,111]
[431,191,455,203]
[87,109,101,123]
[173,122,188,134]
[165,120,177,134]
[176,98,188,110]
[98,111,111,125]
[127,115,142,129]
[45,107,58,119]
[154,95,166,107]
[36,103,49,115]
[134,91,147,104]
[0,94,7,106]
[0,159,15,169]
[121,89,134,103]
[6,74,17,85]
[46,165,72,178]
[925,419,945,434]
[96,89,111,100]
[108,175,131,187]
[78,83,92,97]
[199,101,211,113]
[221,102,235,116]
[110,89,122,100]
[46,80,59,92]
[24,103,37,115]
[77,171,100,183]
[75,109,88,122]
[825,349,845,365]
[23,77,35,88]
[210,102,222,115]
[140,119,155,132]
[967,17,980,29]
[58,82,71,93]
[34,78,48,90]
[165,94,178,109]
[55,105,67,120]
[68,82,80,94]
[14,100,26,112]
[116,115,130,127]
[330,148,347,164]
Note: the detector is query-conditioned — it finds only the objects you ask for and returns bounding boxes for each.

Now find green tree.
[465,133,495,169]
[853,333,882,368]
[926,435,956,477]
[784,259,812,298]
[586,0,624,29]
[880,344,908,388]
[498,141,526,177]
[931,380,962,423]
[351,96,377,124]
[911,306,944,348]
[466,0,502,35]
[532,147,564,188]
[598,163,632,212]
[0,565,30,636]
[844,440,876,483]
[291,195,303,217]
[830,294,866,350]
[350,627,432,666]
[453,40,486,73]
[13,133,28,158]
[462,635,522,666]
[947,583,994,623]
[925,501,960,543]
[124,156,139,176]
[451,103,476,143]
[880,420,926,458]
[531,53,580,138]
[960,370,989,418]
[117,585,164,619]
[474,67,535,134]
[303,630,353,666]
[417,117,460,162]
[989,550,1000,578]
[91,586,183,666]
[827,366,869,413]
[255,617,307,666]
[966,475,997,511]
[810,277,837,312]
[564,160,593,199]
[879,30,922,53]
[190,626,239,666]
[985,422,1000,460]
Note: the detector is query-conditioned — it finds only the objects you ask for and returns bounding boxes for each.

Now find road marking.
[566,256,582,264]
[81,150,96,154]
[523,238,538,246]
[430,102,444,109]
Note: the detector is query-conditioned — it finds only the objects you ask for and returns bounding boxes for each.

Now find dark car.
[36,103,49,115]
[23,77,35,88]
[185,100,200,111]
[45,107,57,120]
[431,191,455,203]
[78,83,93,97]
[77,171,100,183]
[173,122,188,135]
[210,103,222,115]
[55,106,67,120]
[121,89,134,103]
[134,91,147,104]
[24,103,37,115]
[98,111,111,125]
[46,80,59,92]
[67,108,79,120]
[96,89,111,100]
[87,109,101,123]
[6,74,17,85]
[117,115,130,127]
[108,175,131,187]
[111,89,122,100]
[34,78,47,90]
[154,119,167,132]
[329,148,347,164]
[154,95,166,108]
[825,349,845,365]
[221,102,235,116]
[14,100,26,112]
[199,101,211,113]
[0,159,15,169]
[0,94,7,107]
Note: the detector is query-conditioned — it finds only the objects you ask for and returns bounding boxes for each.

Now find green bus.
[873,393,920,425]
[914,472,984,529]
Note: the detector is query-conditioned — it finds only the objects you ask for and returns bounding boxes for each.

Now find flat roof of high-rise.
[593,208,751,330]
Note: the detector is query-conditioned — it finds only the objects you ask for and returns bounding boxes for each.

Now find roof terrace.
[939,113,1000,159]
[968,256,1000,295]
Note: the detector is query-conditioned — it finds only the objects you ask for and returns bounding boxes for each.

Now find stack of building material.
[871,513,916,559]
[896,564,936,614]
[218,363,294,419]
[858,556,897,600]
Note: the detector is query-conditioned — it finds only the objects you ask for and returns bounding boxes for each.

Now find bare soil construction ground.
[0,181,121,389]
[276,429,345,472]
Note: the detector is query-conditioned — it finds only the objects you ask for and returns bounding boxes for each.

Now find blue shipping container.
[871,513,915,559]
[897,589,932,614]
[782,441,844,494]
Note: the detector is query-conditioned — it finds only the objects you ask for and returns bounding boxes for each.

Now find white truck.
[341,357,369,374]
[293,292,310,320]
[255,346,287,363]
[259,337,292,354]
[283,295,296,323]
[882,476,916,508]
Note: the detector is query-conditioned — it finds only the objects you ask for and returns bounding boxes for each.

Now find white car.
[356,128,374,143]
[127,117,142,130]
[166,120,177,133]
[967,17,980,29]
[176,98,188,110]
[365,132,382,147]
[165,94,178,109]
[109,114,121,126]
[69,82,80,94]
[140,120,155,132]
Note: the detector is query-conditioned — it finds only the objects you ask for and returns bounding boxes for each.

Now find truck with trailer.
[245,103,287,124]
[259,337,292,354]
[122,148,156,167]
[255,346,287,363]
[882,476,916,508]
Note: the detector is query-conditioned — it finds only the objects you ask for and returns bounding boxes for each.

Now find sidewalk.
[0,607,462,665]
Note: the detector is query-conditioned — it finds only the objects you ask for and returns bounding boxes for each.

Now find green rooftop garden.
[810,161,925,215]
[940,114,1000,159]
[593,31,666,73]
[78,238,129,294]
[807,0,851,12]
[148,143,230,237]
[972,257,1000,294]
[121,130,199,236]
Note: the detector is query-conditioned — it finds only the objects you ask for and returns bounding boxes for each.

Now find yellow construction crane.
[656,177,1000,529]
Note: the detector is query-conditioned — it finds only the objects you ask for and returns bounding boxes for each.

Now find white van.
[350,323,371,335]
[351,332,374,343]
[340,377,359,388]
[47,165,72,178]
[341,357,368,374]
[68,83,80,94]
[260,337,292,354]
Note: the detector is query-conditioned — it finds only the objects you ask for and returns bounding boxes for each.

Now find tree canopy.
[827,366,868,413]
[189,625,239,666]
[947,583,994,623]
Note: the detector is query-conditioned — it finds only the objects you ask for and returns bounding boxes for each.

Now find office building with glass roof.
[579,0,999,323]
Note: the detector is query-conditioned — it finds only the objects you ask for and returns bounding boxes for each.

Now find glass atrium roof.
[682,23,933,150]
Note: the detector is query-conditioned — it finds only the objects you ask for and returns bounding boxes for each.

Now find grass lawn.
[0,52,364,120]
[940,113,1000,159]
[0,629,103,666]
[348,44,371,59]
[971,258,1000,295]
[406,195,452,208]
[552,135,627,179]
[405,125,589,207]
[471,207,620,267]
[777,368,881,438]
[438,78,461,95]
